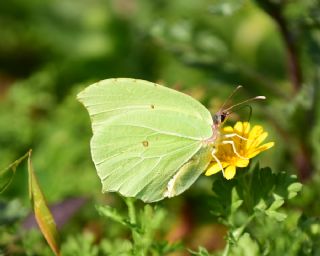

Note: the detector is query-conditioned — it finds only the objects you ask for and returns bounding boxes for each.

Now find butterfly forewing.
[77,78,214,202]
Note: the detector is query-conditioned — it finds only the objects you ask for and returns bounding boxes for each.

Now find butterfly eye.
[213,113,227,125]
[220,113,227,123]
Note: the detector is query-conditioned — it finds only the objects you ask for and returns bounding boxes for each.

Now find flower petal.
[223,126,234,133]
[247,142,275,158]
[249,125,263,138]
[235,158,250,167]
[224,165,236,180]
[205,162,228,176]
[247,132,267,149]
[206,121,274,179]
[257,142,275,151]
[234,122,250,135]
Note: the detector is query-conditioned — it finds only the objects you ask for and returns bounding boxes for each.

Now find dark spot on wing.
[150,104,155,109]
[142,140,149,147]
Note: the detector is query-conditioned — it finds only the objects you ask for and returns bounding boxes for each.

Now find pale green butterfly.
[77,78,264,202]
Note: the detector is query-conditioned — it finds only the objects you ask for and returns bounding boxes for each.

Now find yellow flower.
[205,122,274,180]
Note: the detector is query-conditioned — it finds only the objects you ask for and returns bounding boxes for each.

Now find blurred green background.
[0,0,320,255]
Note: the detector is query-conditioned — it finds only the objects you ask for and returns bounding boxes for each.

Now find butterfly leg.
[222,133,248,141]
[222,140,249,160]
[211,149,225,176]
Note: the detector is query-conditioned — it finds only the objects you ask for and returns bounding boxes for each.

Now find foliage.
[1,0,320,255]
[96,199,182,255]
[0,151,60,255]
[209,164,303,255]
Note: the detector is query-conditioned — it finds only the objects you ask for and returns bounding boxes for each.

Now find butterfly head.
[213,111,229,127]
[212,89,265,130]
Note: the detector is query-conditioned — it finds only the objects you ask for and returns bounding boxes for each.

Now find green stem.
[222,242,230,256]
[223,215,255,256]
[125,198,144,255]
[125,197,136,225]
[0,149,32,193]
[1,149,31,173]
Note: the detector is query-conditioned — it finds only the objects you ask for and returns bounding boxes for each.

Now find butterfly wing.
[77,78,213,202]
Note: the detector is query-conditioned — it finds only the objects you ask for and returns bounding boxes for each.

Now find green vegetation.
[1,0,320,255]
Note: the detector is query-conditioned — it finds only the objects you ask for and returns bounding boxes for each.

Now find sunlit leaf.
[229,233,260,256]
[265,210,287,222]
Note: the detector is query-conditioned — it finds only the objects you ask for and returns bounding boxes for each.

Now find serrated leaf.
[274,173,301,200]
[140,204,166,232]
[100,239,133,256]
[232,224,247,241]
[152,240,183,255]
[231,188,243,213]
[229,233,259,256]
[247,166,301,221]
[210,176,237,219]
[254,199,267,212]
[265,210,287,222]
[28,151,60,256]
[96,205,138,231]
[288,182,303,199]
[268,197,284,211]
[249,166,274,207]
[61,233,99,256]
[212,164,302,229]
[189,246,211,256]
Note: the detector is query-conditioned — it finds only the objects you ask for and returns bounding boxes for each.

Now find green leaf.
[268,195,284,210]
[152,240,183,255]
[211,165,302,228]
[96,204,137,231]
[287,182,303,199]
[247,166,302,221]
[100,239,133,256]
[231,187,243,213]
[28,151,60,256]
[62,233,99,256]
[229,233,260,256]
[265,210,287,222]
[273,172,302,200]
[210,176,237,220]
[189,246,211,256]
[134,205,167,254]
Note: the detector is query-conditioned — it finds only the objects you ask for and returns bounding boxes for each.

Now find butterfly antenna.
[247,105,252,123]
[224,96,266,112]
[219,85,243,112]
[229,104,252,122]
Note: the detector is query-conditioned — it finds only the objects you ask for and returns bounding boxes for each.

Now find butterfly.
[77,78,264,202]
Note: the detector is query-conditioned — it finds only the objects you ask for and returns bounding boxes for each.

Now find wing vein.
[111,124,202,140]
